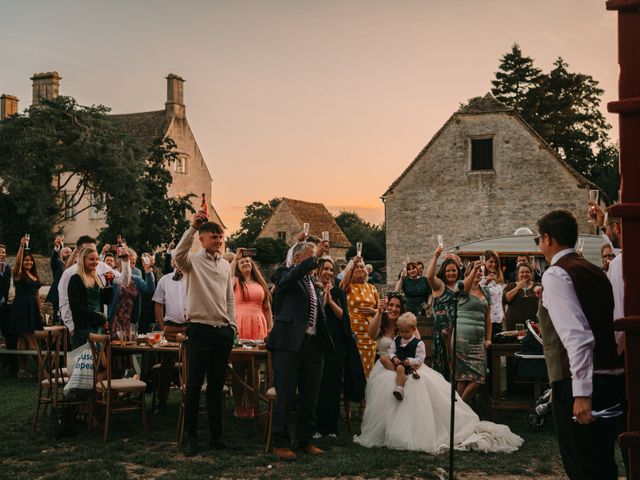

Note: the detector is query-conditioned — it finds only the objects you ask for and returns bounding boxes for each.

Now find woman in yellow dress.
[340,256,379,377]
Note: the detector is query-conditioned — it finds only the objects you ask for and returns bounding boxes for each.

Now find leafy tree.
[588,144,620,203]
[334,211,385,261]
[491,43,543,110]
[0,96,142,253]
[226,198,281,250]
[98,137,195,253]
[252,237,289,267]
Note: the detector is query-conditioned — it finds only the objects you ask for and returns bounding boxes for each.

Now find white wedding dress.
[353,361,524,455]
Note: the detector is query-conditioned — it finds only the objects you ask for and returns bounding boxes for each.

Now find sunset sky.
[2,0,619,232]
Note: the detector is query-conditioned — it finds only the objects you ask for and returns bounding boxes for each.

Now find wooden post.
[606,1,640,477]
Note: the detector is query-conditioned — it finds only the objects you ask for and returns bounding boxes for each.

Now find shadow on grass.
[0,376,565,479]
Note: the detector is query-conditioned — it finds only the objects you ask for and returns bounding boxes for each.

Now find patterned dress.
[111,280,139,339]
[455,288,490,384]
[432,287,457,380]
[346,282,379,377]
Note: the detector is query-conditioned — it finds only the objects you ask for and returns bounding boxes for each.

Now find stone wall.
[385,111,591,278]
[259,202,302,247]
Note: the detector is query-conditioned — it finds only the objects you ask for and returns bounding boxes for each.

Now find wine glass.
[576,237,585,254]
[116,328,125,343]
[303,223,310,236]
[130,323,138,339]
[24,233,31,250]
[322,231,329,242]
[588,190,599,223]
[437,234,444,249]
[356,242,363,257]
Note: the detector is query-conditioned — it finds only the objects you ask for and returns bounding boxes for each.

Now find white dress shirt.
[58,261,119,333]
[388,335,426,366]
[152,272,187,324]
[607,253,625,354]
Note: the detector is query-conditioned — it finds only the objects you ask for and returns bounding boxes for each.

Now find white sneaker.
[327,433,337,439]
[312,432,322,440]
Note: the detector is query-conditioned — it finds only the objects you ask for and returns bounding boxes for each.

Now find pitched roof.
[382,92,597,197]
[273,198,351,248]
[109,110,170,148]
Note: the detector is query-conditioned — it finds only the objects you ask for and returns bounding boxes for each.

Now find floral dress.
[432,287,456,380]
[346,282,379,377]
[111,280,139,339]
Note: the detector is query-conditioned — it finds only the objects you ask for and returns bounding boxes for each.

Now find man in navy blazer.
[267,240,333,461]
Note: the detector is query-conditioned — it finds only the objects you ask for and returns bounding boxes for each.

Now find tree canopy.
[334,211,385,261]
[226,198,282,251]
[0,96,194,254]
[490,44,618,200]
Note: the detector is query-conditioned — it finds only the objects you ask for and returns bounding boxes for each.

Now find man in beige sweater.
[174,211,237,456]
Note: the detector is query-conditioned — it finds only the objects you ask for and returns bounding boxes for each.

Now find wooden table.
[490,342,537,410]
[228,347,270,430]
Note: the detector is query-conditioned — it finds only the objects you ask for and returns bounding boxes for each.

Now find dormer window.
[471,138,494,171]
[174,155,187,174]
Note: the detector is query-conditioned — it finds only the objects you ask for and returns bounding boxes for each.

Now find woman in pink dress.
[231,250,272,418]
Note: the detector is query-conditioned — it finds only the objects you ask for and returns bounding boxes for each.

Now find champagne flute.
[479,254,486,277]
[24,233,31,250]
[588,190,599,223]
[356,242,363,257]
[437,234,444,249]
[576,237,585,254]
[303,223,310,236]
[322,231,329,242]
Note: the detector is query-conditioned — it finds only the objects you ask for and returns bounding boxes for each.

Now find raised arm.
[426,247,445,296]
[463,261,479,293]
[12,237,26,278]
[339,258,356,292]
[174,227,196,273]
[504,281,524,303]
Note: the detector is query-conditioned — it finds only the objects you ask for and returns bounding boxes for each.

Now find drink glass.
[479,255,485,277]
[24,233,30,250]
[322,231,329,242]
[576,238,585,254]
[356,242,363,257]
[588,190,599,223]
[130,323,138,339]
[516,324,525,340]
[303,223,310,236]
[437,234,444,249]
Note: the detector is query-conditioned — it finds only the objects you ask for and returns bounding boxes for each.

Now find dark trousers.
[272,335,324,448]
[316,350,345,435]
[184,323,234,439]
[551,374,625,480]
[0,304,17,374]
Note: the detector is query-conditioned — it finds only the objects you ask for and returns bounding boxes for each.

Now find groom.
[267,240,333,461]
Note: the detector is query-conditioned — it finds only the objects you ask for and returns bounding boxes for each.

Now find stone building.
[382,93,601,278]
[0,71,224,244]
[258,198,351,262]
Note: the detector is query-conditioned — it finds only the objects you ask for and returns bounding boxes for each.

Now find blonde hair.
[77,247,101,288]
[397,312,417,330]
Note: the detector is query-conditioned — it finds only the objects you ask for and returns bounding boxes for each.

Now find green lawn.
[0,375,567,479]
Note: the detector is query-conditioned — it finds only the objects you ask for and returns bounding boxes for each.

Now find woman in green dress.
[426,246,461,380]
[394,261,431,316]
[455,261,491,404]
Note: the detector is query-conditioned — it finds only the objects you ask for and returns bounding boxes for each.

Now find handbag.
[63,343,95,401]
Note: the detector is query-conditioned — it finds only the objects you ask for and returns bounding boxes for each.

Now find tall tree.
[226,198,282,250]
[98,137,195,253]
[0,96,142,253]
[491,43,543,110]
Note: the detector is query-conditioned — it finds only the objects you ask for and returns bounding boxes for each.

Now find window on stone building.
[471,138,493,171]
[89,192,104,220]
[174,155,187,174]
[277,231,287,242]
[62,191,77,220]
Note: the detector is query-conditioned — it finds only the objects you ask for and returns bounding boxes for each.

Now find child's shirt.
[388,335,426,366]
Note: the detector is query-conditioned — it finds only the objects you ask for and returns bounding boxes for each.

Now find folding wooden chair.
[88,333,148,443]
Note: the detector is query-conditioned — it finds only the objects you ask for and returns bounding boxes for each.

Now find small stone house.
[258,198,351,262]
[0,72,224,244]
[382,93,601,279]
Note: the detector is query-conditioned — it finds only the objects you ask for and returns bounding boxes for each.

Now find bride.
[353,317,523,455]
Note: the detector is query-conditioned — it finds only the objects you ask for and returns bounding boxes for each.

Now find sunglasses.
[534,236,542,246]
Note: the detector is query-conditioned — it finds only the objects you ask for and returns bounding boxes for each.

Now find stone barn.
[258,198,351,262]
[382,93,601,279]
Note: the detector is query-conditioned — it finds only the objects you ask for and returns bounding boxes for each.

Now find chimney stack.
[165,74,185,117]
[31,71,61,105]
[0,94,19,119]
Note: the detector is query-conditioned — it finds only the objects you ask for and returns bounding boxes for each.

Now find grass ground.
[0,374,574,480]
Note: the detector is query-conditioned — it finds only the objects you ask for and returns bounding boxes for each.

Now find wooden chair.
[32,327,68,430]
[88,333,148,443]
[260,350,276,452]
[176,337,230,445]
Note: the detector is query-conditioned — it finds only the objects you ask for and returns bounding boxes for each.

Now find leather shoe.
[182,436,197,457]
[273,447,297,461]
[302,444,325,455]
[209,437,239,450]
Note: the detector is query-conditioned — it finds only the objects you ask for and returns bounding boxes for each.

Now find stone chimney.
[165,74,185,117]
[31,71,61,105]
[0,94,19,119]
